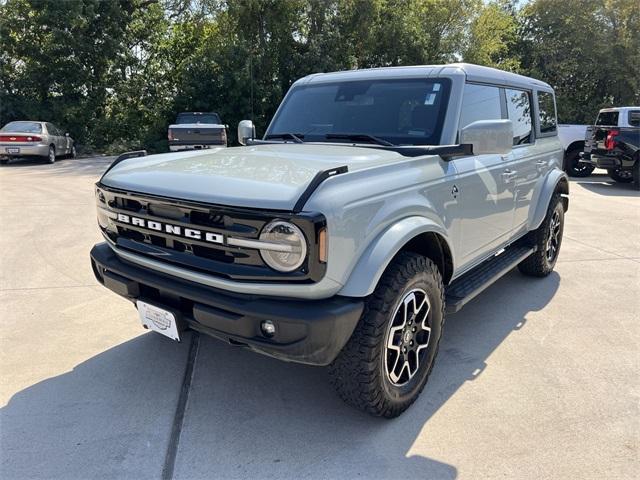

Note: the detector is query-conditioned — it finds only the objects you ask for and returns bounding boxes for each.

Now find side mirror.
[65,132,70,137]
[237,120,256,146]
[460,119,513,155]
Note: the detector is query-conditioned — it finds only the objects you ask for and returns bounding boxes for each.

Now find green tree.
[463,0,520,71]
[517,0,639,123]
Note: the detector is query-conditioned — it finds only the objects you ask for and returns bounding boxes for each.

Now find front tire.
[329,252,444,418]
[46,145,56,164]
[607,168,633,183]
[565,149,593,177]
[518,194,564,277]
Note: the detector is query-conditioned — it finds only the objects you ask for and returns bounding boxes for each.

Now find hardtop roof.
[297,63,553,91]
[598,106,640,112]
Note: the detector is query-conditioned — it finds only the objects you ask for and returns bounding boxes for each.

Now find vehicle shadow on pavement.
[575,174,640,197]
[0,271,560,480]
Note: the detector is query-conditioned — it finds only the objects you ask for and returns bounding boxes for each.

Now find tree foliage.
[0,0,638,151]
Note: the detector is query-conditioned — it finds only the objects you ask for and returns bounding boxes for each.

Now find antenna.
[249,50,254,124]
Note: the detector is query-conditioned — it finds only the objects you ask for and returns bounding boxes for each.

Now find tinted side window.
[537,91,557,134]
[505,89,532,145]
[46,123,58,135]
[459,84,503,130]
[627,111,639,127]
[596,111,619,126]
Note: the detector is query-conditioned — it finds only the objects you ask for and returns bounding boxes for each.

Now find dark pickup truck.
[581,107,640,189]
[168,112,227,151]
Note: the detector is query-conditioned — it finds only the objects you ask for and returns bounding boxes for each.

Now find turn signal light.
[318,228,327,263]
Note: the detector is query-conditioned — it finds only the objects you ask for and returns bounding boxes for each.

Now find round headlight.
[259,220,307,272]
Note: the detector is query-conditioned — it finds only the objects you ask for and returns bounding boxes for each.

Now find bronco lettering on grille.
[116,213,224,245]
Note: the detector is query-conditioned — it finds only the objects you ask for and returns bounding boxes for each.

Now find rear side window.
[628,111,640,127]
[459,84,503,130]
[537,91,557,134]
[595,111,619,126]
[505,89,532,145]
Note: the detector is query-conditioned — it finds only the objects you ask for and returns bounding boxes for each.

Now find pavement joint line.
[162,331,200,480]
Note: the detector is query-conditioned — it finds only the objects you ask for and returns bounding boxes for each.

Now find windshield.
[267,78,451,145]
[1,121,42,133]
[176,113,221,124]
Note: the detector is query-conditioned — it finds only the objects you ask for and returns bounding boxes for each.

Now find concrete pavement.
[1,157,638,479]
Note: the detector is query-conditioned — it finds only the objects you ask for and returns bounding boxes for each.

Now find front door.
[451,154,516,266]
[452,83,516,268]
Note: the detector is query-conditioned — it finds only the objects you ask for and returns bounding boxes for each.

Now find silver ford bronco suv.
[91,64,568,417]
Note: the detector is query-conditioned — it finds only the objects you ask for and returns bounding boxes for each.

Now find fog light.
[261,320,276,338]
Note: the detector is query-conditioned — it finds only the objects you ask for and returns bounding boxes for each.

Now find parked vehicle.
[581,107,640,189]
[0,121,76,164]
[167,112,227,151]
[91,64,568,417]
[558,124,592,177]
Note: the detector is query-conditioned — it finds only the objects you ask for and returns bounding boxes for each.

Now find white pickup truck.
[558,124,592,177]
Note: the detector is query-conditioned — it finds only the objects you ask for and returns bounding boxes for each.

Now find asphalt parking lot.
[1,156,638,480]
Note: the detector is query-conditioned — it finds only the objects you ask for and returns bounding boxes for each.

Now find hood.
[100,144,403,210]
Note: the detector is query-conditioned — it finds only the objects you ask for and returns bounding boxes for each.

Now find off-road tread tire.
[329,252,444,418]
[565,148,593,177]
[518,193,563,277]
[632,159,639,191]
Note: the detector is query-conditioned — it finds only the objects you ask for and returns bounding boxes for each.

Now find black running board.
[445,245,536,313]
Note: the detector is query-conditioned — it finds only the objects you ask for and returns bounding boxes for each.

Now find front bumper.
[0,143,49,157]
[90,242,363,365]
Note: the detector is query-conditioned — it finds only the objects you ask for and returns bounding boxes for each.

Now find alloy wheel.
[546,210,561,262]
[384,288,431,386]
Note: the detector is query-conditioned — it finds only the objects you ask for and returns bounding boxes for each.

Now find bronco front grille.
[95,184,326,282]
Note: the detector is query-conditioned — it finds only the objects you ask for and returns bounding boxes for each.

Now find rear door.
[45,123,63,152]
[503,88,541,231]
[450,83,516,266]
[52,124,70,153]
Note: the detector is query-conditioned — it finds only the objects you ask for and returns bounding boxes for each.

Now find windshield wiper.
[325,133,394,146]
[264,132,304,143]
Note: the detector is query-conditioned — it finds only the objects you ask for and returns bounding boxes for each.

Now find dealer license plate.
[6,147,19,154]
[137,300,181,341]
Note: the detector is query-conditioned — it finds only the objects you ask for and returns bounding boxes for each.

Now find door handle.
[502,169,517,182]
